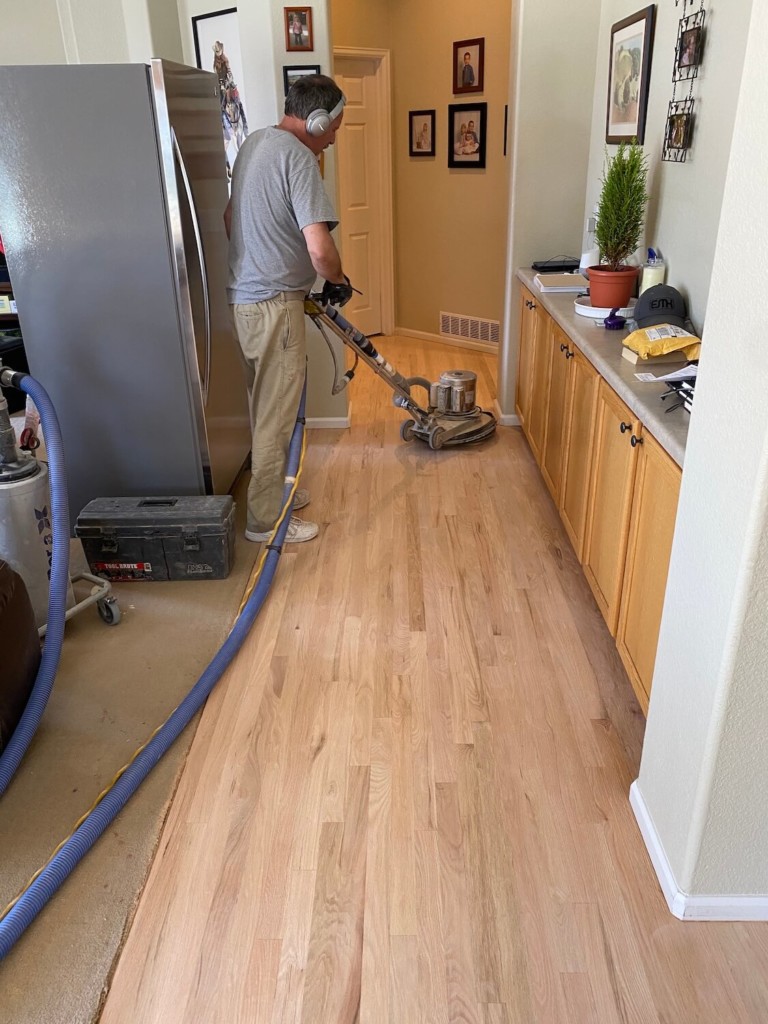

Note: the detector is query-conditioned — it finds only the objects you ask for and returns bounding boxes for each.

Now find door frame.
[333,46,395,335]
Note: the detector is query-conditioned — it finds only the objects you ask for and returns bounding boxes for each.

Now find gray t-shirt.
[227,126,338,303]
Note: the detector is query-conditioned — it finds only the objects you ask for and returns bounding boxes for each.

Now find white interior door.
[334,51,393,337]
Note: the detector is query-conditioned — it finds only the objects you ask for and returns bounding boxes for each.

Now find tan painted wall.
[331,0,510,336]
[331,0,391,50]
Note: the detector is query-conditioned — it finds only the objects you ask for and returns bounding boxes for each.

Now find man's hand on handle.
[321,275,355,308]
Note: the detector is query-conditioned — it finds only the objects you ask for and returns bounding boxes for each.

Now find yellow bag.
[622,324,701,361]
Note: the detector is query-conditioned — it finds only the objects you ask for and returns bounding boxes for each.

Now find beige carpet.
[0,472,255,1024]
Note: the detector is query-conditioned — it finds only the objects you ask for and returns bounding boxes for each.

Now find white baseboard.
[395,327,497,355]
[630,781,768,920]
[493,400,520,427]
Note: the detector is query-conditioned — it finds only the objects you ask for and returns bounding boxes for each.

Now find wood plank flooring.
[100,336,768,1023]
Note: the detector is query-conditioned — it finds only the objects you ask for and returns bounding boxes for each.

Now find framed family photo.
[448,102,487,169]
[666,110,692,150]
[453,37,484,94]
[284,7,313,52]
[605,5,655,144]
[283,64,321,95]
[409,110,435,157]
[678,25,702,69]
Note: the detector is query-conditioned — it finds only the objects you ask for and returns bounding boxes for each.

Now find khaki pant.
[232,292,306,533]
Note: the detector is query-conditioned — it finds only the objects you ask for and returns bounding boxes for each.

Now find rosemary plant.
[594,141,649,272]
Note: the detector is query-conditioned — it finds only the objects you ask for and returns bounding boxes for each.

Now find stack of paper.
[533,272,589,293]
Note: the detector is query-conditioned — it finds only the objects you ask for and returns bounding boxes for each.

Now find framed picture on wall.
[666,110,692,150]
[453,37,484,95]
[448,102,487,169]
[677,25,702,69]
[409,110,435,157]
[284,7,313,52]
[191,8,249,178]
[605,5,655,144]
[283,64,321,95]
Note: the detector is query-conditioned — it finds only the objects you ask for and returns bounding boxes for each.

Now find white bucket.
[0,461,74,628]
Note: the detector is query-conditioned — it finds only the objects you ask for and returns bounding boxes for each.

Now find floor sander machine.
[305,296,497,450]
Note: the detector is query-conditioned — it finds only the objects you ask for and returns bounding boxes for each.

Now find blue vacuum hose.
[0,373,70,797]
[0,376,307,959]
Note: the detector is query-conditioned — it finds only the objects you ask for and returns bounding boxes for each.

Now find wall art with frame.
[452,37,484,95]
[284,7,313,52]
[191,7,249,177]
[409,110,435,157]
[283,64,321,95]
[448,102,487,169]
[605,5,656,144]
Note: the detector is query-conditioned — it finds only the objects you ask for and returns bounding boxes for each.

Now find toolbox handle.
[138,499,179,507]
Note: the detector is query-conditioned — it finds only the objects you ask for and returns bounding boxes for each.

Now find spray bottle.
[639,248,666,294]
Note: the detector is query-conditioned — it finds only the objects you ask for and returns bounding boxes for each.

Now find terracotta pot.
[586,265,640,310]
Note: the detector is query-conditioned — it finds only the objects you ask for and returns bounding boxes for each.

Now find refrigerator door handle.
[172,128,211,404]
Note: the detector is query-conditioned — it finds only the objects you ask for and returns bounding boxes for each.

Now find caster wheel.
[400,419,416,442]
[97,596,122,625]
[428,428,445,451]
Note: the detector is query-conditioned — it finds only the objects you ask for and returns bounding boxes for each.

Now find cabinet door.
[515,288,538,430]
[559,348,599,560]
[582,380,639,635]
[527,307,553,461]
[541,323,572,503]
[616,431,682,712]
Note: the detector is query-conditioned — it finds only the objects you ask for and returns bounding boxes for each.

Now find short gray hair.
[284,74,344,119]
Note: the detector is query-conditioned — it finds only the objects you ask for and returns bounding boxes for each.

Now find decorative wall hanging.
[662,0,706,162]
[605,6,656,144]
[284,7,313,52]
[448,103,487,169]
[409,110,436,157]
[282,64,321,96]
[192,8,249,179]
[452,38,484,95]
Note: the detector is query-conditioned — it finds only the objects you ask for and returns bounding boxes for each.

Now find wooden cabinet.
[515,287,545,434]
[515,298,682,714]
[616,431,681,712]
[541,322,574,503]
[582,381,640,636]
[559,347,599,560]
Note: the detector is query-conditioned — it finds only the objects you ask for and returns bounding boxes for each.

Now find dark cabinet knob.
[630,434,644,447]
[565,349,574,359]
[560,342,567,352]
[620,422,631,433]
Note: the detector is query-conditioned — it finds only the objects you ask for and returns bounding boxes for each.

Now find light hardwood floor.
[100,336,768,1023]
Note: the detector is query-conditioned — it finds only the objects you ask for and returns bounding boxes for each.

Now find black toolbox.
[75,496,236,581]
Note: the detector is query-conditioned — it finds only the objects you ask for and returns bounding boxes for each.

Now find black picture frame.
[677,25,702,70]
[409,110,436,157]
[666,111,692,150]
[282,64,321,95]
[452,37,484,95]
[448,102,487,169]
[605,5,656,144]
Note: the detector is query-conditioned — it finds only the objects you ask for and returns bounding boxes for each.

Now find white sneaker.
[245,516,319,544]
[293,488,310,510]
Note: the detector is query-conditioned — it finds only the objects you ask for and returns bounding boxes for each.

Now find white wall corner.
[493,400,519,427]
[630,781,768,921]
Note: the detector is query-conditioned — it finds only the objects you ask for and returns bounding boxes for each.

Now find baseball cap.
[633,284,687,329]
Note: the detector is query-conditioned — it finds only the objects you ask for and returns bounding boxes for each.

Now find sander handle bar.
[304,297,431,424]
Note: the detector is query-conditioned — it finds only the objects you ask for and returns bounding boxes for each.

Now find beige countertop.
[518,268,690,467]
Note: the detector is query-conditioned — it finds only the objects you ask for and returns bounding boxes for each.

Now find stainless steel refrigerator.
[0,60,250,525]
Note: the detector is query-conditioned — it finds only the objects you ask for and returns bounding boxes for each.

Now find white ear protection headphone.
[306,95,346,137]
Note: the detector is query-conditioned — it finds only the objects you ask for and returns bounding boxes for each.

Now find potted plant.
[587,140,649,310]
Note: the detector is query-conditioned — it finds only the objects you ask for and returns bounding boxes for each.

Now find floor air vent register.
[439,311,500,345]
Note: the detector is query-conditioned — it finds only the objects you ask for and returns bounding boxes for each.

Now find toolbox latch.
[182,528,200,551]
